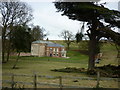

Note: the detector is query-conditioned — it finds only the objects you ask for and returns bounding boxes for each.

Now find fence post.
[11,74,14,89]
[59,76,63,89]
[96,71,100,88]
[33,74,37,90]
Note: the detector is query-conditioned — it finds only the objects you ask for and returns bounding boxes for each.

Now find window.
[56,48,59,52]
[50,53,52,57]
[53,48,55,52]
[50,48,52,51]
[53,53,55,56]
[56,53,59,56]
[62,54,64,57]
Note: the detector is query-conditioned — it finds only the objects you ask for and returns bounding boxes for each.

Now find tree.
[11,25,32,69]
[59,30,74,50]
[0,1,33,62]
[75,32,83,43]
[75,32,84,49]
[75,22,84,49]
[30,25,47,41]
[46,38,49,41]
[54,2,120,70]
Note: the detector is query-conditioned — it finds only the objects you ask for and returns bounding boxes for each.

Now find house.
[31,40,66,57]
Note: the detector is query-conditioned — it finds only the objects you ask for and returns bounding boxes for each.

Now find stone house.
[31,40,66,57]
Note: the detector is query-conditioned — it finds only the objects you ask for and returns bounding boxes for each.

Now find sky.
[22,0,120,40]
[27,2,81,40]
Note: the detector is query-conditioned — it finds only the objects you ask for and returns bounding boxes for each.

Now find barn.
[31,40,66,57]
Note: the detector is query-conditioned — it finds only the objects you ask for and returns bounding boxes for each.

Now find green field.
[2,41,119,88]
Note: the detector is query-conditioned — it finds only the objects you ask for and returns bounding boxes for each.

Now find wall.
[31,43,45,57]
[46,47,66,57]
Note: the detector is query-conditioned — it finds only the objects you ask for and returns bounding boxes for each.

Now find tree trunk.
[88,36,97,70]
[12,52,20,69]
[6,24,13,62]
[6,26,13,62]
[67,43,70,50]
[2,26,7,63]
[6,40,11,62]
[2,39,5,63]
[88,17,98,70]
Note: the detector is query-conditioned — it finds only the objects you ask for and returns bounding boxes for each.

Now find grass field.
[2,41,119,88]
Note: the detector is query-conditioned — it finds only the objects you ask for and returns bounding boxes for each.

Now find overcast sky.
[23,0,120,40]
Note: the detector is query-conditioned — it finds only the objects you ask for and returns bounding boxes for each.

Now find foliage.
[75,22,84,43]
[11,25,32,52]
[46,38,49,41]
[75,32,83,43]
[10,25,32,69]
[30,25,47,41]
[98,27,120,46]
[0,1,33,62]
[54,2,120,70]
[0,1,33,27]
[54,2,120,43]
[54,2,120,27]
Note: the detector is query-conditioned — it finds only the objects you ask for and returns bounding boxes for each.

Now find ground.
[2,41,119,88]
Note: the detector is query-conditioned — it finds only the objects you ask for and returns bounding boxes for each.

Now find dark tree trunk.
[6,26,12,62]
[88,35,97,70]
[6,25,14,62]
[88,16,98,70]
[2,26,7,63]
[66,38,70,50]
[2,39,5,63]
[12,52,20,69]
[6,40,11,62]
[67,43,70,50]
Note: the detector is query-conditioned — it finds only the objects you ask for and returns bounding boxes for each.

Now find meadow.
[2,41,119,88]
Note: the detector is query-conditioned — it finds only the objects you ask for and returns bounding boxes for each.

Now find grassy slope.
[2,41,119,88]
[97,42,118,66]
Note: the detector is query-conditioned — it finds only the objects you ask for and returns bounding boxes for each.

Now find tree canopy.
[54,2,120,28]
[0,1,33,62]
[54,2,120,70]
[75,32,83,43]
[0,1,33,27]
[30,25,47,41]
[59,30,74,50]
[11,25,32,52]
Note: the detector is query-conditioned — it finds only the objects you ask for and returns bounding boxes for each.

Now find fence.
[2,72,119,88]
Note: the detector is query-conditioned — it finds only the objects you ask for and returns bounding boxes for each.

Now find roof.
[47,43,64,47]
[32,40,65,47]
[32,40,53,44]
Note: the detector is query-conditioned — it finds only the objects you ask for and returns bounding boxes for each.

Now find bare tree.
[59,30,74,50]
[0,1,33,62]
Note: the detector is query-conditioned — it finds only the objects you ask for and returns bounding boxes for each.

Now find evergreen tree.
[54,2,120,70]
